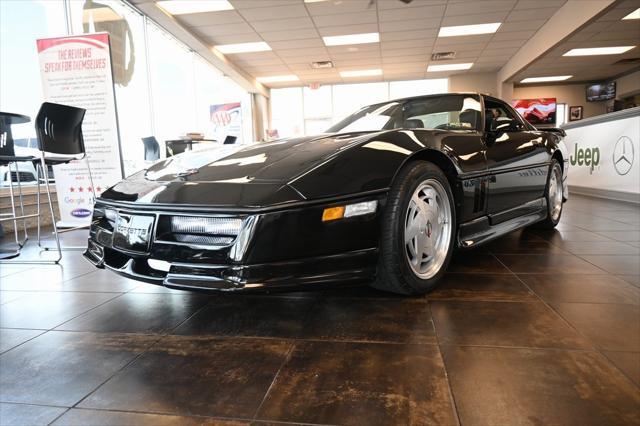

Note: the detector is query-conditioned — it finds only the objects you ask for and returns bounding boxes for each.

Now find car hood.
[143,132,373,183]
[99,132,379,209]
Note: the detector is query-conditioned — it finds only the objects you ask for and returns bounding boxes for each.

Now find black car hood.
[99,132,380,209]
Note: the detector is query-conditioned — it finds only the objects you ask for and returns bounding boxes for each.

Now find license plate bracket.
[113,213,155,253]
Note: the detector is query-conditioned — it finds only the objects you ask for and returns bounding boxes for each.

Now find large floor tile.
[553,302,640,351]
[431,301,592,349]
[79,336,291,419]
[603,351,640,387]
[0,266,93,291]
[0,292,120,329]
[520,274,640,304]
[447,253,510,274]
[0,328,43,353]
[56,293,210,334]
[256,341,457,425]
[59,270,141,293]
[554,241,640,256]
[496,254,606,274]
[0,403,67,426]
[0,331,158,406]
[52,408,247,425]
[534,229,613,243]
[301,298,435,343]
[579,255,640,276]
[429,273,536,301]
[598,230,640,242]
[174,296,315,338]
[441,346,640,426]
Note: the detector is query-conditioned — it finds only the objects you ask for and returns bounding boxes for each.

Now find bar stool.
[1,103,93,264]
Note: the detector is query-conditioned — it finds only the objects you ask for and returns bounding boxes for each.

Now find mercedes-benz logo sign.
[613,136,634,176]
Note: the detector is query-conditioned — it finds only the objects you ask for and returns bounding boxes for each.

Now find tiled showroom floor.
[0,194,638,425]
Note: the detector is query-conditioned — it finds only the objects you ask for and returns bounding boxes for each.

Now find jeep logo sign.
[570,144,600,174]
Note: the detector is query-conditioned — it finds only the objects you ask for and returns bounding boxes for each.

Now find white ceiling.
[131,0,571,87]
[514,0,640,84]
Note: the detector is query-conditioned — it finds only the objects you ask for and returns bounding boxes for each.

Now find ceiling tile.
[204,33,262,45]
[311,11,378,27]
[238,4,309,21]
[507,7,562,22]
[261,28,319,42]
[305,0,372,16]
[442,12,509,27]
[195,22,256,37]
[445,0,515,16]
[381,29,439,41]
[380,18,441,32]
[269,38,325,49]
[230,0,296,9]
[378,5,446,22]
[176,10,244,27]
[499,19,547,32]
[250,17,315,32]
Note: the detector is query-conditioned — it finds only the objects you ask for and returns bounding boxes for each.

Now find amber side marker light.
[322,206,345,222]
[322,201,378,222]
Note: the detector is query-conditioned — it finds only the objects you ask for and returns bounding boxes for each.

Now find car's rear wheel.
[371,161,456,295]
[535,159,564,229]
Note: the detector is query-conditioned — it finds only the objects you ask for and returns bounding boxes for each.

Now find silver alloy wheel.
[404,179,452,279]
[548,164,563,221]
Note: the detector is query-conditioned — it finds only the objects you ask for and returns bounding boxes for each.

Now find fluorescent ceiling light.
[156,0,233,15]
[214,42,271,54]
[563,46,636,56]
[256,75,299,83]
[340,69,383,78]
[438,23,501,37]
[622,8,640,20]
[520,75,573,83]
[323,33,380,46]
[427,63,473,72]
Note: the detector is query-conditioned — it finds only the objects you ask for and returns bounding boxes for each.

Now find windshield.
[326,94,482,133]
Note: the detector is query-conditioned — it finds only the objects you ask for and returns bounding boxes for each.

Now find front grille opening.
[157,215,243,247]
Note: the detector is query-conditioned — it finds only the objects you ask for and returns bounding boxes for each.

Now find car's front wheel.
[535,159,564,229]
[372,161,456,295]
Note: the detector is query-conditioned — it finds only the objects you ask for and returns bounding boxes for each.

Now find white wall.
[449,72,497,96]
[513,83,605,119]
[616,70,640,98]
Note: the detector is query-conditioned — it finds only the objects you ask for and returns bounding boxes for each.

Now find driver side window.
[484,99,522,132]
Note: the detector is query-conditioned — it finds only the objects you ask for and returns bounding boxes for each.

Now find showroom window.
[2,0,254,178]
[0,0,67,147]
[270,78,449,138]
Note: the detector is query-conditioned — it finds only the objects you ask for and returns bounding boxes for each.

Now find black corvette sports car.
[85,93,568,294]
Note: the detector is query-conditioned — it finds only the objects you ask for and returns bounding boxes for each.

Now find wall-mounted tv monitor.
[512,98,557,126]
[586,81,616,102]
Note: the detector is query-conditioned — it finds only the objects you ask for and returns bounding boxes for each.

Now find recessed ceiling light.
[323,33,380,46]
[438,23,501,37]
[156,0,233,15]
[520,75,573,83]
[622,8,640,20]
[340,69,383,78]
[256,75,299,83]
[214,42,271,54]
[563,46,636,56]
[427,63,473,72]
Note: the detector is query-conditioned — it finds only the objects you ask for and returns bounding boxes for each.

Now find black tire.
[535,159,564,229]
[371,161,456,295]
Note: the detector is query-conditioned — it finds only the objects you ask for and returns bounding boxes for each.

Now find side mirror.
[488,117,520,133]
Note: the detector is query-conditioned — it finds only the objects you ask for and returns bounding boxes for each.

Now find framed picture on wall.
[569,106,583,121]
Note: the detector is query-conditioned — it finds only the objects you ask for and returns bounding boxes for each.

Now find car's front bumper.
[83,194,384,292]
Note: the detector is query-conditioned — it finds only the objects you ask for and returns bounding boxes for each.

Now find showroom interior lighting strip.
[438,23,501,37]
[256,75,299,83]
[340,69,382,78]
[214,42,272,54]
[323,33,380,46]
[622,8,640,20]
[156,0,234,15]
[520,75,573,83]
[427,63,473,72]
[563,46,636,56]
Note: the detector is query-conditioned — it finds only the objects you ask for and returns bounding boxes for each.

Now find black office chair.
[33,102,93,261]
[142,136,160,161]
[0,123,36,255]
[223,135,238,145]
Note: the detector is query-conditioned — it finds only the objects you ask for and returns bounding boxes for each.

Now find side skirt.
[457,198,547,249]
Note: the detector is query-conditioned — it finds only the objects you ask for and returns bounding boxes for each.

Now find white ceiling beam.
[497,0,616,87]
[132,1,269,97]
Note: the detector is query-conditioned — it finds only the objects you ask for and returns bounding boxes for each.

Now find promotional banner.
[37,33,124,227]
[210,102,243,144]
[563,109,640,195]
